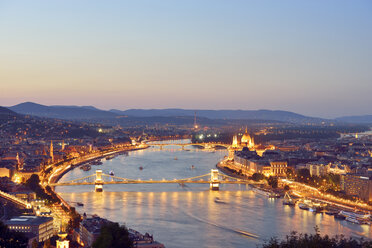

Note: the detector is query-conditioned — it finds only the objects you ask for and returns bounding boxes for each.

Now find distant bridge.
[0,189,32,209]
[50,169,256,192]
[148,143,230,150]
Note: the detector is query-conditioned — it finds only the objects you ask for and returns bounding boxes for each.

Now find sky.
[0,1,371,118]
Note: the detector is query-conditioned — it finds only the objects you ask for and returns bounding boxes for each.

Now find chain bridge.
[50,169,255,192]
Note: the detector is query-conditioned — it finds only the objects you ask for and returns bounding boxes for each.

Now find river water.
[56,141,371,248]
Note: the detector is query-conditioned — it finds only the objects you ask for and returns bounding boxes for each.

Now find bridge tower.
[210,169,220,190]
[95,170,103,192]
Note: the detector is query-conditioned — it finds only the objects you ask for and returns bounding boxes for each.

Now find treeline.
[25,175,59,203]
[262,228,372,248]
[255,125,369,143]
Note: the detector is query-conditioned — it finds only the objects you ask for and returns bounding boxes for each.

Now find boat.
[105,155,116,160]
[269,192,281,198]
[334,214,346,220]
[339,210,371,220]
[109,171,114,176]
[77,202,84,207]
[298,203,309,210]
[309,206,323,213]
[325,210,338,215]
[139,166,143,170]
[174,157,178,160]
[345,216,369,225]
[191,165,195,169]
[91,160,103,165]
[283,192,296,206]
[80,164,91,171]
[214,197,227,204]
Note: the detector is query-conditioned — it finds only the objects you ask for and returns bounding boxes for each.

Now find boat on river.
[339,210,371,220]
[298,203,309,210]
[109,170,115,176]
[105,155,117,160]
[91,160,103,165]
[345,216,369,225]
[334,214,346,220]
[252,187,280,198]
[214,197,227,204]
[283,192,296,206]
[325,210,339,215]
[80,164,91,171]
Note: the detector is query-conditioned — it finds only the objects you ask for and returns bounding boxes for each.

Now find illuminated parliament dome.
[241,128,254,149]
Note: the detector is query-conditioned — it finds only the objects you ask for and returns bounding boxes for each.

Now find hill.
[335,115,372,124]
[110,108,324,124]
[9,102,118,120]
[0,106,19,122]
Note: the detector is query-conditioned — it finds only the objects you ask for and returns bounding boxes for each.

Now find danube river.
[56,141,371,248]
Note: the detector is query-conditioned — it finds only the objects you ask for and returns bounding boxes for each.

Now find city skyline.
[1,0,372,118]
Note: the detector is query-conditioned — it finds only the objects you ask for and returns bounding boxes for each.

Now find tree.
[261,227,372,248]
[92,222,132,248]
[25,174,40,191]
[267,176,278,189]
[32,239,38,248]
[285,168,293,179]
[252,173,265,182]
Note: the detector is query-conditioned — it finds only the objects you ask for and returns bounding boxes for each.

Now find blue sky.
[0,0,371,118]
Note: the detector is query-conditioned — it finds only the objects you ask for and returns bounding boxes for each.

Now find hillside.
[110,108,325,124]
[335,115,372,124]
[9,102,118,120]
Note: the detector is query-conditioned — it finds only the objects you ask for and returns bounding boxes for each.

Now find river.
[56,140,371,248]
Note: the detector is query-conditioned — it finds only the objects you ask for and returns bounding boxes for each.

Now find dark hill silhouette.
[9,102,118,120]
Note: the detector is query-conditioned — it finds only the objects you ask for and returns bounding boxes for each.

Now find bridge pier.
[210,169,220,191]
[95,183,103,192]
[95,170,103,192]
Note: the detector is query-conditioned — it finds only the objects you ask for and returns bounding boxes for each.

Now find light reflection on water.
[57,144,371,248]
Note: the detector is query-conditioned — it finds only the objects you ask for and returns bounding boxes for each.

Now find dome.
[241,133,251,143]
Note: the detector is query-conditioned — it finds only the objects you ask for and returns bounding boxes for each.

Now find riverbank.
[217,158,372,214]
[48,145,149,185]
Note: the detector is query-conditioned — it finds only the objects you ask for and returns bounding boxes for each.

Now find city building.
[80,215,113,247]
[341,174,372,203]
[241,128,255,149]
[129,229,165,248]
[5,215,54,242]
[306,161,329,177]
[56,232,70,248]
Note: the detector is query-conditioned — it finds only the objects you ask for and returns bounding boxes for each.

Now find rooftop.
[5,215,53,226]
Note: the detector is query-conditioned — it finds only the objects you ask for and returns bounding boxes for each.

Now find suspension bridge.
[0,189,32,209]
[50,169,256,192]
[148,143,230,150]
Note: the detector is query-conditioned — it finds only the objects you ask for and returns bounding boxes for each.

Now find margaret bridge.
[50,169,257,192]
[147,142,230,150]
